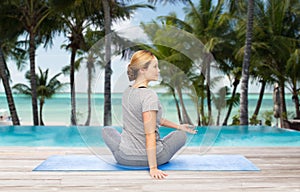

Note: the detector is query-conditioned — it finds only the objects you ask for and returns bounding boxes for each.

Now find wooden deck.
[0,146,299,192]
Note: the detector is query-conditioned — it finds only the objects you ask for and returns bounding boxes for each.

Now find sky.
[0,0,272,94]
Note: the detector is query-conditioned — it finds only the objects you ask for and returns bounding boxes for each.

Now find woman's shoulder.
[139,87,156,93]
[123,86,158,97]
[140,88,158,101]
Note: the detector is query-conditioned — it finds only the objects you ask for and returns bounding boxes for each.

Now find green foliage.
[13,67,67,125]
[227,92,240,108]
[13,67,67,99]
[200,114,210,126]
[212,86,228,111]
[262,111,273,126]
[231,113,240,125]
[250,114,260,125]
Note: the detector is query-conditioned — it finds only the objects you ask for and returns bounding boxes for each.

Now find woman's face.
[144,57,160,82]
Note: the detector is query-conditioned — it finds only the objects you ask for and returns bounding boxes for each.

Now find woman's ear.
[139,68,146,74]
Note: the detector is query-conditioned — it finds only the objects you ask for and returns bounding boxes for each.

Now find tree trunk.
[203,53,213,125]
[176,86,193,125]
[200,94,205,125]
[279,81,288,127]
[240,0,254,125]
[29,31,39,125]
[199,74,206,125]
[39,98,45,126]
[292,87,300,119]
[222,78,240,125]
[216,110,221,126]
[85,59,92,126]
[294,94,300,119]
[206,61,212,125]
[103,0,112,126]
[206,84,212,124]
[195,96,201,126]
[273,84,280,127]
[196,97,201,126]
[252,80,266,117]
[171,88,182,124]
[0,42,20,125]
[70,48,77,125]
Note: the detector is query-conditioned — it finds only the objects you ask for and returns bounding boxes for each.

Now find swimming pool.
[0,125,299,147]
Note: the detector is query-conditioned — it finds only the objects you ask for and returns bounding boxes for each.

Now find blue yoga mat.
[33,154,259,171]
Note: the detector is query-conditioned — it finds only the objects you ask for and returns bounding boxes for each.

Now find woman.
[102,50,197,179]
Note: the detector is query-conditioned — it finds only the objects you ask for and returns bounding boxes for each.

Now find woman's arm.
[143,111,168,179]
[160,118,180,129]
[160,118,197,134]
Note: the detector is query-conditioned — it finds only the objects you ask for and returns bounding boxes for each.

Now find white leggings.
[102,127,187,166]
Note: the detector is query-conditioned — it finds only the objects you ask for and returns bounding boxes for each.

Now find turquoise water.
[0,125,299,147]
[0,92,296,126]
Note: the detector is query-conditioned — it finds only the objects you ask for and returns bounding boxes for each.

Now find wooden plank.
[0,147,299,192]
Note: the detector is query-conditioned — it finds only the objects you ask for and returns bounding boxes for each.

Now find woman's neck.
[132,79,149,88]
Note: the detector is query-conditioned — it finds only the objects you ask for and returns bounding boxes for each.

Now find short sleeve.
[141,90,159,112]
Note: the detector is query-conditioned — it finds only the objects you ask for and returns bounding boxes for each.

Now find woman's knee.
[161,130,187,157]
[173,131,187,145]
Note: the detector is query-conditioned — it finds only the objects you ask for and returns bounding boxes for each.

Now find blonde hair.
[127,50,155,81]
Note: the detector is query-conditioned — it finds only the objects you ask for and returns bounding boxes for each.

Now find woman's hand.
[150,168,168,179]
[178,124,197,134]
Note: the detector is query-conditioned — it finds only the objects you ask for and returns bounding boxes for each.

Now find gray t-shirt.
[119,86,163,158]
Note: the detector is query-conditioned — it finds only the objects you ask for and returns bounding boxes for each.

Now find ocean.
[0,92,296,126]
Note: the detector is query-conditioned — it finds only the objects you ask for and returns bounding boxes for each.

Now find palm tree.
[0,0,61,125]
[190,73,206,125]
[250,69,275,121]
[53,0,152,126]
[0,42,20,125]
[245,0,300,127]
[239,0,254,125]
[158,0,233,125]
[160,82,183,124]
[80,28,106,125]
[99,0,153,126]
[216,39,243,126]
[48,0,93,125]
[13,67,66,125]
[176,0,238,125]
[0,36,27,125]
[185,0,231,124]
[0,3,30,125]
[286,49,300,119]
[165,63,193,125]
[221,74,241,125]
[212,86,228,126]
[57,2,94,125]
[283,2,300,119]
[227,0,297,125]
[206,0,245,126]
[252,0,300,127]
[82,51,96,126]
[102,0,113,126]
[249,48,277,121]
